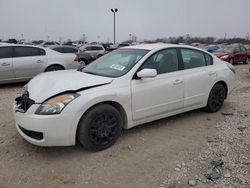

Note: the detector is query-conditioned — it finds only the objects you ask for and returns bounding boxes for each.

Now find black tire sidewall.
[206,84,226,113]
[77,104,123,151]
[46,65,64,72]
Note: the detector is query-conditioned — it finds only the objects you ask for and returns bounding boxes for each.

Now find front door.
[131,48,183,121]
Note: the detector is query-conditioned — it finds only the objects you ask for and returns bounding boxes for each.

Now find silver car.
[0,44,80,84]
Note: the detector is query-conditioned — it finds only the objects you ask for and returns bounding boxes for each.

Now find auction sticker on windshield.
[110,64,126,71]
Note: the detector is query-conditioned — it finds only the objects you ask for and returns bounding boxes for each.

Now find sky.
[0,0,250,43]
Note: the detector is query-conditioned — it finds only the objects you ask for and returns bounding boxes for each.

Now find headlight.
[220,55,229,59]
[35,93,79,115]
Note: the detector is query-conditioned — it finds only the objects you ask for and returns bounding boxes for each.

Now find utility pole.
[111,8,118,45]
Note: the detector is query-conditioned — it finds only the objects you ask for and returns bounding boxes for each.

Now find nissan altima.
[14,44,235,151]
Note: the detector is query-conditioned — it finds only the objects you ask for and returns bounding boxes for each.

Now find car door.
[131,48,183,121]
[180,48,217,108]
[239,46,248,62]
[13,46,47,79]
[233,47,242,63]
[0,46,14,81]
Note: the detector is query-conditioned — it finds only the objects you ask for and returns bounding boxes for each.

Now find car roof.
[123,43,203,51]
[49,45,77,49]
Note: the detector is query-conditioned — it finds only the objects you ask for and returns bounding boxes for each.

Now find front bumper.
[14,103,78,146]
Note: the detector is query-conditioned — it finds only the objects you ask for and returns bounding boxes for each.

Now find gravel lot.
[0,65,249,188]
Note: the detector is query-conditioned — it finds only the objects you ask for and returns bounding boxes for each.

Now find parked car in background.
[74,51,94,66]
[40,41,59,47]
[49,45,79,54]
[6,38,18,44]
[207,44,220,53]
[14,43,235,151]
[118,43,131,48]
[213,45,249,64]
[0,44,81,84]
[63,41,74,46]
[79,44,106,59]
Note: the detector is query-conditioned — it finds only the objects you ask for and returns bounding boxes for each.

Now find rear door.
[180,48,217,108]
[13,46,47,79]
[0,46,14,81]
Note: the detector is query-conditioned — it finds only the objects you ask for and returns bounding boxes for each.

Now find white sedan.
[14,43,235,151]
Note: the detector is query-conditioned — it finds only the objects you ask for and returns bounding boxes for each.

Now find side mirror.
[137,69,157,78]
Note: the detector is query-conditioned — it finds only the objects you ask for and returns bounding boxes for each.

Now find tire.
[205,83,226,113]
[77,104,123,151]
[46,65,64,72]
[229,58,234,65]
[243,57,249,64]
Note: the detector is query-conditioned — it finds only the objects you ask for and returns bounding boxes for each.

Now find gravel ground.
[0,65,249,188]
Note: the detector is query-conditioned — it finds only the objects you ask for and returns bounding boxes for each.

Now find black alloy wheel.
[77,104,123,151]
[205,84,226,113]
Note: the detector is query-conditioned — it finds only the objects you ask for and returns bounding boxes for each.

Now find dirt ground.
[0,65,249,188]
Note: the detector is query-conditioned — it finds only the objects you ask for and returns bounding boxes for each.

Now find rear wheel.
[45,65,64,72]
[205,84,226,113]
[243,57,249,64]
[77,104,123,151]
[229,58,234,65]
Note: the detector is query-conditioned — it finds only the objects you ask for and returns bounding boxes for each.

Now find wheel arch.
[213,80,228,99]
[75,101,128,143]
[45,64,65,72]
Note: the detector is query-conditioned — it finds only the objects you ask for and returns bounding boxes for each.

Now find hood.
[27,70,113,103]
[213,52,229,58]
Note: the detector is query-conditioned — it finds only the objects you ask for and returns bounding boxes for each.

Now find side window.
[64,48,77,53]
[204,53,213,65]
[181,49,206,69]
[240,46,246,52]
[14,47,45,57]
[141,48,179,74]
[0,47,12,59]
[85,46,93,51]
[54,47,64,53]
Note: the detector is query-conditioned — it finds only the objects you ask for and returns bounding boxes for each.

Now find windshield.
[83,48,149,77]
[215,47,234,53]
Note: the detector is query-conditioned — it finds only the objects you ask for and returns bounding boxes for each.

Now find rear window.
[14,47,45,57]
[0,47,12,59]
[204,53,213,65]
[181,49,206,69]
[63,47,78,53]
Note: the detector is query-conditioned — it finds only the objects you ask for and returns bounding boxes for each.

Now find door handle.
[36,60,43,63]
[208,71,216,76]
[173,79,183,85]
[1,63,10,66]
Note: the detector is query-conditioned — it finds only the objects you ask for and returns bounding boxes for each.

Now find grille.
[15,92,35,113]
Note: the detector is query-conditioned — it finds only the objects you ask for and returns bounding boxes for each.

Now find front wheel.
[205,84,226,113]
[77,104,123,151]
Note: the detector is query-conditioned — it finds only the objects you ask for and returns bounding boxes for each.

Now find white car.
[0,44,81,84]
[14,44,235,151]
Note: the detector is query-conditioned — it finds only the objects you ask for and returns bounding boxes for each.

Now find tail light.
[74,56,79,62]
